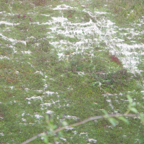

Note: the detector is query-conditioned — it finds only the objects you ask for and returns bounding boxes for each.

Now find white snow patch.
[65,115,79,120]
[0,55,10,59]
[34,71,43,75]
[21,51,32,54]
[46,110,53,114]
[26,96,42,101]
[0,33,26,45]
[60,137,67,141]
[22,118,26,122]
[35,114,43,119]
[0,21,19,26]
[53,4,77,10]
[44,91,58,95]
[0,133,4,136]
[88,138,97,143]
[41,103,52,107]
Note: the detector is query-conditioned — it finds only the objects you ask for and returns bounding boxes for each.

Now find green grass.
[0,0,144,143]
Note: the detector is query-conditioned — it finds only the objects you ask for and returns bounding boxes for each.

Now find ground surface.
[0,0,144,143]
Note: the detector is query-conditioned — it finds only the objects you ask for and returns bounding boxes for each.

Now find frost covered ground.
[0,0,144,143]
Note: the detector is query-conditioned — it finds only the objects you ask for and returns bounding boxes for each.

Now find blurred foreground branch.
[21,113,141,144]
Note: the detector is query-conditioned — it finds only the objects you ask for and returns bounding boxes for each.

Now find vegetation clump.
[110,55,122,66]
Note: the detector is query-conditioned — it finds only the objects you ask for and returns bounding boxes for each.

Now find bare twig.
[21,113,140,144]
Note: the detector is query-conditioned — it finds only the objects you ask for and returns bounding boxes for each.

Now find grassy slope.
[0,0,144,143]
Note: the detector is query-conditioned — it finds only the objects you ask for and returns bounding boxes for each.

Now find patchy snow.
[35,114,43,119]
[0,21,19,26]
[0,33,26,45]
[1,2,144,143]
[53,4,77,10]
[21,50,32,54]
[88,138,97,143]
[0,55,10,59]
[46,110,53,114]
[43,90,58,95]
[26,96,43,101]
[65,115,79,120]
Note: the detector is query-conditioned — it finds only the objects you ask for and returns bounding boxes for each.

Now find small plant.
[110,55,122,66]
[41,114,68,144]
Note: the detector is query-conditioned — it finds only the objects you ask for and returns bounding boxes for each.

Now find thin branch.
[21,113,140,144]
